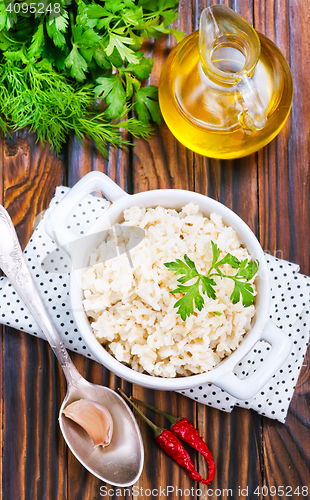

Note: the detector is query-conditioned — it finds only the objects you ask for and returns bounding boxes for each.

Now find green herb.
[0,0,184,154]
[164,241,259,321]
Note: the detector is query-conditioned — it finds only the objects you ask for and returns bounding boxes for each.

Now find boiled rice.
[82,203,256,378]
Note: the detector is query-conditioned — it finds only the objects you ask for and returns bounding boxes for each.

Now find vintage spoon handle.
[0,205,81,386]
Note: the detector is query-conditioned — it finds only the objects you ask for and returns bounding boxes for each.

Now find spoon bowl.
[60,379,143,485]
[0,205,144,486]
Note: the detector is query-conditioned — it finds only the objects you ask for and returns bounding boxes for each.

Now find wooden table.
[0,1,309,499]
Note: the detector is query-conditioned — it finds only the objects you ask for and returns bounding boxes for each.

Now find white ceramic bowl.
[46,172,291,399]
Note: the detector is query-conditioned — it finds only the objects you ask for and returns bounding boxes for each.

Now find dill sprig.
[0,55,151,155]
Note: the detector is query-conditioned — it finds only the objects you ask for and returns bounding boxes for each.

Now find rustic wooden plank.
[66,139,132,500]
[65,355,130,499]
[62,3,197,498]
[193,156,261,499]
[66,353,103,499]
[196,406,262,499]
[282,0,310,275]
[0,130,4,500]
[194,148,262,500]
[131,24,262,500]
[262,354,310,497]
[1,131,67,500]
[121,389,197,499]
[0,131,4,205]
[0,0,308,497]
[67,130,131,192]
[254,1,310,499]
[2,330,68,499]
[254,0,309,272]
[133,129,195,192]
[66,136,195,499]
[129,2,203,495]
[132,0,195,194]
[255,0,293,260]
[157,1,261,498]
[3,130,65,248]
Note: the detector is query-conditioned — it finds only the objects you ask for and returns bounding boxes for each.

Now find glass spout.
[199,4,267,131]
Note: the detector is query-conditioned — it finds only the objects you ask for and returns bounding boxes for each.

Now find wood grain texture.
[1,131,67,500]
[131,3,200,490]
[3,130,65,248]
[0,130,3,499]
[131,1,262,499]
[2,330,68,499]
[0,0,309,499]
[65,138,132,499]
[252,1,310,499]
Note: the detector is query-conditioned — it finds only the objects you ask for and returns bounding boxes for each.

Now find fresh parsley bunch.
[0,0,183,154]
[164,241,259,321]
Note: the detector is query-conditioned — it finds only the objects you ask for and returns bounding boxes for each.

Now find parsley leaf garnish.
[94,75,127,119]
[65,45,88,81]
[134,86,161,125]
[164,241,259,320]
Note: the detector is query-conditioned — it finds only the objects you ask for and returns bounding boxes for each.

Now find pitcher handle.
[237,74,267,130]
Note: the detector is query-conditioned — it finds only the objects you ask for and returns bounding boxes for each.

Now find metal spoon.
[0,205,144,486]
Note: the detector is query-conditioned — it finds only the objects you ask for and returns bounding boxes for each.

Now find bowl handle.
[212,320,291,400]
[45,172,128,248]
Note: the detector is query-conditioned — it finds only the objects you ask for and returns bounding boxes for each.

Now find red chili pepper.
[118,389,209,485]
[129,396,215,483]
[156,430,209,484]
[171,418,215,483]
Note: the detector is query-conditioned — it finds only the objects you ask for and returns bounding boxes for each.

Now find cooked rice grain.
[82,204,256,378]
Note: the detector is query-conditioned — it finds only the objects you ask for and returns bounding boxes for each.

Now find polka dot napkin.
[0,187,309,423]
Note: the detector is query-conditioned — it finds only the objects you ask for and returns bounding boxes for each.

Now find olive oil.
[159,10,293,159]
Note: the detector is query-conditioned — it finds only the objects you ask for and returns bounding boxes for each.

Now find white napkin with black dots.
[0,186,309,423]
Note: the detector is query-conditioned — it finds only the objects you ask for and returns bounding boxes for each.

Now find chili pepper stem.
[118,389,164,437]
[129,396,181,426]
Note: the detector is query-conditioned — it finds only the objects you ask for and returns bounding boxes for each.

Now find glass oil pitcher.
[158,5,293,159]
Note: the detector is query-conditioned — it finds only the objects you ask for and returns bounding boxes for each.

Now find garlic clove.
[62,399,113,448]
